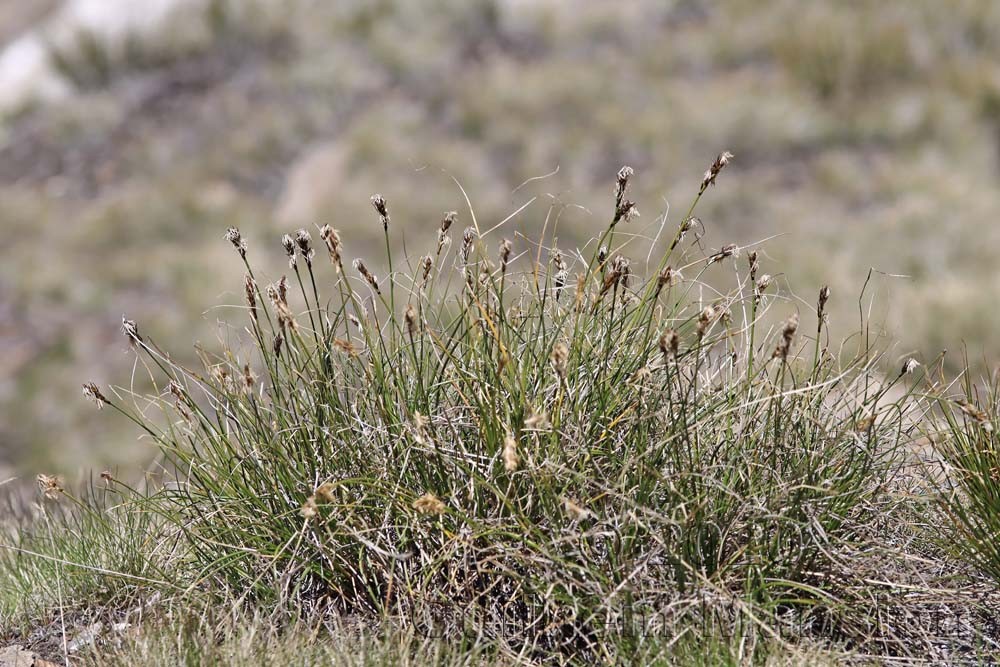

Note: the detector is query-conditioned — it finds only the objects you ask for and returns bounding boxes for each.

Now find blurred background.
[2,0,1000,477]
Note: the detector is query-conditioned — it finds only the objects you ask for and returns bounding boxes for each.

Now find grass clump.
[31,153,932,661]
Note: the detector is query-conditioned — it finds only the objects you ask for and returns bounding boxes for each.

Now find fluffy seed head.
[300,496,318,520]
[562,496,591,521]
[710,243,740,264]
[413,492,446,516]
[316,482,337,503]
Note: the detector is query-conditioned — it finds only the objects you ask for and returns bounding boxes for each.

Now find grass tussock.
[3,154,1000,663]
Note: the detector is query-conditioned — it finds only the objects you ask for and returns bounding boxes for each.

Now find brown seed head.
[701,151,734,191]
[697,306,716,338]
[613,165,638,224]
[420,255,434,284]
[294,229,314,266]
[461,227,476,263]
[371,194,390,231]
[244,274,258,322]
[773,312,799,360]
[319,225,343,270]
[659,329,680,358]
[500,239,513,272]
[404,303,418,336]
[82,382,107,409]
[37,474,63,500]
[551,342,569,378]
[503,434,519,472]
[353,258,381,294]
[818,285,831,319]
[224,227,247,258]
[710,243,740,264]
[281,234,296,268]
[121,316,142,346]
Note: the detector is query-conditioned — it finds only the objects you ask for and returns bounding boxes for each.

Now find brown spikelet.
[551,342,569,379]
[333,338,361,357]
[243,364,256,393]
[817,285,831,323]
[245,274,258,322]
[295,229,314,267]
[461,227,476,263]
[502,434,519,472]
[273,332,284,358]
[282,234,296,268]
[696,306,716,339]
[701,151,734,192]
[709,243,740,264]
[404,304,418,336]
[224,227,247,258]
[82,382,107,409]
[353,258,381,294]
[420,255,434,285]
[319,225,344,271]
[499,239,512,273]
[659,329,679,359]
[613,165,638,225]
[371,194,390,231]
[37,474,63,500]
[121,316,142,347]
[773,313,799,360]
[655,266,675,298]
[755,274,772,304]
[436,211,457,255]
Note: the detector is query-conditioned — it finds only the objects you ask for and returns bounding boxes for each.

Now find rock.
[0,645,36,667]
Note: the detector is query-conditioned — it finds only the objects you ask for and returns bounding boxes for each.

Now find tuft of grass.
[932,370,1000,584]
[43,155,938,660]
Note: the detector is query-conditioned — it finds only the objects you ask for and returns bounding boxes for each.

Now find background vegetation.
[2,0,1000,474]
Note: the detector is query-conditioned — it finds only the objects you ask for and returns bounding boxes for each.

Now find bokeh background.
[2,0,1000,477]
